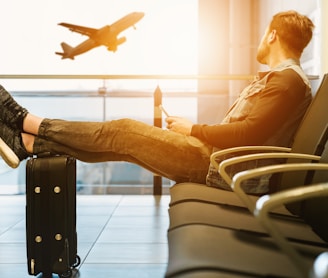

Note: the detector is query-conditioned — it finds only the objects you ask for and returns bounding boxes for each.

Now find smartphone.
[159,105,170,117]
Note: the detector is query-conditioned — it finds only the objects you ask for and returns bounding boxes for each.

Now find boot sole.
[0,138,20,168]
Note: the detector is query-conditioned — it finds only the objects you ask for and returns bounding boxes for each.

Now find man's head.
[257,10,315,65]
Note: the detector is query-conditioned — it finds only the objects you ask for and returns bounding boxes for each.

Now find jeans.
[33,118,212,183]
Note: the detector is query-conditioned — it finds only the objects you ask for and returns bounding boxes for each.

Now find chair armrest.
[232,163,328,212]
[233,164,328,276]
[255,181,328,276]
[210,146,291,170]
[256,182,328,215]
[219,152,320,185]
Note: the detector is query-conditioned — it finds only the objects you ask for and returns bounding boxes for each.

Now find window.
[0,0,198,194]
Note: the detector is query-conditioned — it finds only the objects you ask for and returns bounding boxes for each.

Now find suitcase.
[26,155,80,278]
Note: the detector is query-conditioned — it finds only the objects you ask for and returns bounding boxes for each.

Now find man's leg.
[0,83,212,182]
[34,118,212,183]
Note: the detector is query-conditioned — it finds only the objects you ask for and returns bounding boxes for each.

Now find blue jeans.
[33,118,212,183]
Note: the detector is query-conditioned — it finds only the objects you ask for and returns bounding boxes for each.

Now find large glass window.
[0,0,198,195]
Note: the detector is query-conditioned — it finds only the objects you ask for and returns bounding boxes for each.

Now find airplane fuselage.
[110,12,144,33]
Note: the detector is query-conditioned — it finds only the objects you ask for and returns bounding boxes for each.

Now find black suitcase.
[26,155,80,278]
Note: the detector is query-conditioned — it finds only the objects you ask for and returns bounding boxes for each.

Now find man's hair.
[269,10,315,57]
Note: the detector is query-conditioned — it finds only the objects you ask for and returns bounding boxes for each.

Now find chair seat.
[168,201,325,244]
[166,224,327,278]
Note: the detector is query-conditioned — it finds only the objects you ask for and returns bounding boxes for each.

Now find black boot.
[0,85,28,132]
[0,120,29,168]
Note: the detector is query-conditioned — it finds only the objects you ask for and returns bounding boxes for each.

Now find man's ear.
[268,29,277,43]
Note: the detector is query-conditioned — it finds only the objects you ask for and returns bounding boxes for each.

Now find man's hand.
[165,116,193,135]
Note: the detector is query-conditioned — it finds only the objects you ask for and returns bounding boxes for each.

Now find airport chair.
[165,219,328,278]
[168,138,328,235]
[229,144,328,275]
[166,161,328,278]
[169,74,328,208]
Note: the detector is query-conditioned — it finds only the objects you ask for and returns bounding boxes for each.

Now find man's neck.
[267,50,299,69]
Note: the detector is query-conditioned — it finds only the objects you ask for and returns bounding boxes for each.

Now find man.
[0,10,315,194]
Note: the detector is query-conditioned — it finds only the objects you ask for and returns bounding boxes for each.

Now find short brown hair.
[269,10,315,57]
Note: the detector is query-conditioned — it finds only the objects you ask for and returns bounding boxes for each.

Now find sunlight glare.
[0,0,198,76]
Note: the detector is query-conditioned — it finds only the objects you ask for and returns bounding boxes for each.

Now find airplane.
[55,12,144,60]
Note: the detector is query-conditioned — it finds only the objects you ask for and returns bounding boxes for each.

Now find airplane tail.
[55,42,75,60]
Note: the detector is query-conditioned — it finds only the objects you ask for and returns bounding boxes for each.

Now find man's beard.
[256,41,269,65]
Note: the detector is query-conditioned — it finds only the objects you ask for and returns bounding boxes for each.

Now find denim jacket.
[206,59,312,194]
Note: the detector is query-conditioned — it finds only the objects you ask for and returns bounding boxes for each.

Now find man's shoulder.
[269,68,303,82]
[265,69,309,94]
[268,65,311,89]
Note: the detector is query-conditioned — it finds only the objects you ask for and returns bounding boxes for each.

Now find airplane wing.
[58,22,98,37]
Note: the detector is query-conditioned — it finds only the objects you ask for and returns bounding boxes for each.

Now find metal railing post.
[153,85,163,195]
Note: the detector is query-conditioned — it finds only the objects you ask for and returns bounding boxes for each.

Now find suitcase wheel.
[72,255,81,268]
[60,269,72,278]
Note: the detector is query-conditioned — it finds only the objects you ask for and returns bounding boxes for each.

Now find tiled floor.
[0,194,170,278]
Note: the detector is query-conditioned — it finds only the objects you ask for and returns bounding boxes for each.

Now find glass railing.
[3,74,318,195]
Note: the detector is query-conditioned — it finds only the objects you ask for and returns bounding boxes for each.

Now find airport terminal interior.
[1,0,327,277]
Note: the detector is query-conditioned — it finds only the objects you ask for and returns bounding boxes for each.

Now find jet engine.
[107,37,127,52]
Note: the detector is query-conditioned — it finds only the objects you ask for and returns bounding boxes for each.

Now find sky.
[0,0,198,76]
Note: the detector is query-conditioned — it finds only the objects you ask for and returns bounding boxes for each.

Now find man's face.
[256,27,270,65]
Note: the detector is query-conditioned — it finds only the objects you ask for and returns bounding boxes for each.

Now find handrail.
[0,74,319,80]
[0,74,255,80]
[0,74,256,98]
